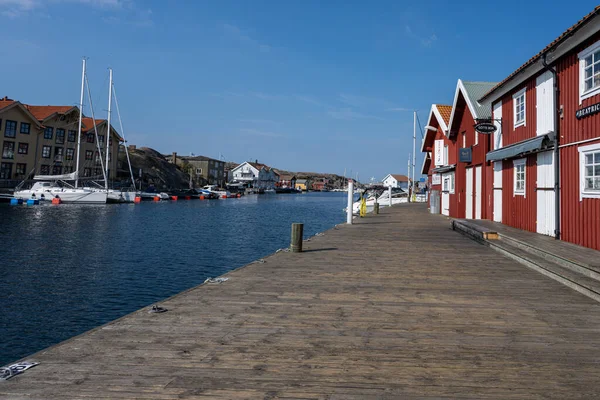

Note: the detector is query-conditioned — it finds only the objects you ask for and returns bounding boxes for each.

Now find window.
[54,147,63,162]
[2,141,14,159]
[86,133,94,143]
[98,135,104,143]
[15,163,26,175]
[67,130,76,142]
[65,148,75,161]
[40,165,50,175]
[94,168,102,176]
[196,168,202,174]
[0,162,12,179]
[513,88,526,128]
[462,132,466,148]
[44,127,53,139]
[514,158,526,196]
[95,151,101,164]
[83,167,91,177]
[20,122,30,134]
[56,129,65,144]
[42,145,51,158]
[18,142,28,154]
[85,150,93,160]
[52,165,62,175]
[579,142,600,199]
[475,130,479,146]
[442,172,454,194]
[64,166,74,174]
[5,120,17,138]
[579,41,600,102]
[443,145,448,166]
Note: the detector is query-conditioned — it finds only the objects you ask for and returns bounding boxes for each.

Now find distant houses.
[230,161,279,189]
[166,153,226,187]
[382,174,410,190]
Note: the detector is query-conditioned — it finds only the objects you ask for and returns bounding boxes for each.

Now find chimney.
[172,152,177,164]
[255,159,258,164]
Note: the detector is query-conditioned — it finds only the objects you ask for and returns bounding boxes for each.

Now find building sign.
[434,139,444,166]
[432,173,441,185]
[576,102,600,120]
[474,121,497,134]
[459,147,472,163]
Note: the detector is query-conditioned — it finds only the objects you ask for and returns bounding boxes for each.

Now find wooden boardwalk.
[3,204,600,399]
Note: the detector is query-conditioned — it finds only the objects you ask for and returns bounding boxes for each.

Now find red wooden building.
[447,80,497,220]
[480,6,600,250]
[421,104,453,215]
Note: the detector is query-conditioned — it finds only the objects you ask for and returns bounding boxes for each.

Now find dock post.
[347,180,354,224]
[388,186,392,207]
[291,223,304,253]
[374,201,379,214]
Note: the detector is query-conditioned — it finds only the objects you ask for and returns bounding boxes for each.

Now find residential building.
[231,161,279,189]
[166,153,226,186]
[0,98,43,182]
[480,6,600,249]
[382,174,410,190]
[421,104,452,214]
[276,173,296,188]
[79,117,121,180]
[311,178,329,191]
[446,80,497,220]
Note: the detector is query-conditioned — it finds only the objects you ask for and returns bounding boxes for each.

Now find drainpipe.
[542,53,560,240]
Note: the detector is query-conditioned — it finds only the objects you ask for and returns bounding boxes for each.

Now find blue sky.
[1,0,598,182]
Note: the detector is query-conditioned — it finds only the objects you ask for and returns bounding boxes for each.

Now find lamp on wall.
[425,125,438,131]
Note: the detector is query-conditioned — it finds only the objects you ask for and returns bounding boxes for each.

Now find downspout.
[542,53,560,240]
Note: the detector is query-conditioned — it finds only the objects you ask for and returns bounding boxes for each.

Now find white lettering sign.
[434,140,444,166]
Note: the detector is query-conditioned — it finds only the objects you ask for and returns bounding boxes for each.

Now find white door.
[493,161,503,222]
[441,173,450,216]
[475,166,482,219]
[465,167,473,219]
[536,71,555,136]
[536,151,555,235]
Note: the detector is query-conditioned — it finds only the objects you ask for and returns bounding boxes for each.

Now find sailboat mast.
[412,111,416,199]
[75,58,86,189]
[408,153,411,199]
[112,84,136,190]
[105,68,113,190]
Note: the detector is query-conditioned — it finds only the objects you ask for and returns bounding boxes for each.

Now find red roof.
[391,174,409,182]
[25,105,76,121]
[0,99,15,111]
[481,6,600,101]
[81,117,106,132]
[436,105,452,125]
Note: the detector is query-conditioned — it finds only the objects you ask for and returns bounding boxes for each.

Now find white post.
[75,58,85,188]
[105,68,113,190]
[388,185,392,207]
[413,111,417,201]
[408,153,411,202]
[346,179,354,224]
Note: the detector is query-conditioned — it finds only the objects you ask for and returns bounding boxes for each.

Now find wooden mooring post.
[374,201,379,214]
[290,223,304,253]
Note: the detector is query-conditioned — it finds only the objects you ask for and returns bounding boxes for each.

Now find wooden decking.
[4,204,600,399]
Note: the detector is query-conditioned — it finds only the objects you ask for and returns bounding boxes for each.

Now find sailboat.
[14,59,107,204]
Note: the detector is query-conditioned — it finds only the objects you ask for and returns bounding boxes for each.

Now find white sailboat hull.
[14,186,107,204]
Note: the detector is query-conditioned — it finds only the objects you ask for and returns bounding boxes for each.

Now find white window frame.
[578,142,600,200]
[443,145,448,166]
[578,40,600,104]
[475,130,479,146]
[513,88,526,128]
[442,172,455,194]
[449,171,455,194]
[462,132,466,148]
[513,158,526,197]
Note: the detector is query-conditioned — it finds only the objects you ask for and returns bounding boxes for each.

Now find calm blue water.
[0,192,347,366]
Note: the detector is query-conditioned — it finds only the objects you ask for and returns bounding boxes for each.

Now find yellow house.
[295,179,308,191]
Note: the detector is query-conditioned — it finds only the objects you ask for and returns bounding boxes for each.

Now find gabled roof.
[249,162,272,171]
[382,174,409,182]
[480,6,600,102]
[0,99,43,128]
[421,152,431,175]
[24,105,78,122]
[81,117,124,141]
[421,104,452,152]
[447,80,497,136]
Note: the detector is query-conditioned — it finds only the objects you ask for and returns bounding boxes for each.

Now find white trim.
[431,105,449,133]
[578,142,600,200]
[513,88,526,129]
[447,79,479,136]
[513,158,526,197]
[421,104,449,152]
[559,136,600,148]
[579,40,600,104]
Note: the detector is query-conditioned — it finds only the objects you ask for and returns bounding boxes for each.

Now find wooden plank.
[3,204,600,399]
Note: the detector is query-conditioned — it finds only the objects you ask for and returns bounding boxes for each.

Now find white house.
[382,174,410,190]
[231,161,280,189]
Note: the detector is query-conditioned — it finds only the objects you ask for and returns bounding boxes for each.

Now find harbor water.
[0,192,347,366]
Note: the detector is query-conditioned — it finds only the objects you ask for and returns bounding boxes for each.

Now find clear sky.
[1,0,598,182]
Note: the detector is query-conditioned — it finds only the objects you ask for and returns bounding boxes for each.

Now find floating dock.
[3,204,600,398]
